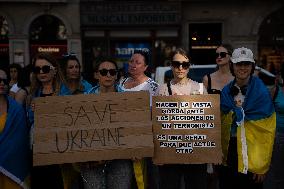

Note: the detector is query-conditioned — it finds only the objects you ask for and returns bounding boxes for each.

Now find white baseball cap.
[231,47,255,63]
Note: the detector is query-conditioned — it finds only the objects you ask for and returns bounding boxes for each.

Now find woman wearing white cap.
[219,47,276,189]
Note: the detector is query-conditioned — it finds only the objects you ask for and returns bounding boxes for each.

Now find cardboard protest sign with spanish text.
[33,91,153,166]
[152,94,222,164]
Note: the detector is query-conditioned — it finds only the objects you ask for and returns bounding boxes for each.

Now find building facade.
[0,0,283,79]
[0,0,81,69]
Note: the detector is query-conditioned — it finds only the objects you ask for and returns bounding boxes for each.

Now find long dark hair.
[93,57,119,83]
[60,53,81,80]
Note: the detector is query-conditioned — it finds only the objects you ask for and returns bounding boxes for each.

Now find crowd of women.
[0,44,283,189]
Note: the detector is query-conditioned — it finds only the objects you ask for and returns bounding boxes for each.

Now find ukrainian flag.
[0,97,31,188]
[221,76,276,174]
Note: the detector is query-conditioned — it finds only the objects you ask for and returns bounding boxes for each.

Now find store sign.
[30,44,67,58]
[113,42,150,69]
[115,42,150,58]
[81,1,181,26]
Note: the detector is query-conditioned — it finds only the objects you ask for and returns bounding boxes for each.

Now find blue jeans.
[264,132,284,189]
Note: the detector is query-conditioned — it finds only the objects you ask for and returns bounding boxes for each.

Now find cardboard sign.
[33,91,153,166]
[152,94,222,164]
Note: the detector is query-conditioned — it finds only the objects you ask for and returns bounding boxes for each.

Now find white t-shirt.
[120,77,159,96]
[158,79,206,96]
[120,77,159,106]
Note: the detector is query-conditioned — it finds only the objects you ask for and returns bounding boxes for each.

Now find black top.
[206,74,221,94]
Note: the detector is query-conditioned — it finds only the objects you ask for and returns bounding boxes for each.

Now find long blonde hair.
[30,53,65,96]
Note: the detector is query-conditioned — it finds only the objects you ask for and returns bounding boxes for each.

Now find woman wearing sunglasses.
[157,48,207,189]
[202,44,234,189]
[202,44,234,94]
[80,58,134,189]
[0,68,30,189]
[29,53,65,189]
[60,53,92,95]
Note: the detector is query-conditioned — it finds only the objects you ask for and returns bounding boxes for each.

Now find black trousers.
[31,165,63,189]
[158,164,207,189]
[218,137,262,189]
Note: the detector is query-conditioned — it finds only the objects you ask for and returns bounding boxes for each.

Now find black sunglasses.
[230,85,247,96]
[171,61,190,69]
[98,69,117,76]
[0,78,9,85]
[33,65,53,74]
[215,52,228,59]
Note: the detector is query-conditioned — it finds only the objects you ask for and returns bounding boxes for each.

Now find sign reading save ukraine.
[33,91,153,166]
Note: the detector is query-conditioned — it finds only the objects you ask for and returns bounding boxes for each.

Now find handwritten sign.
[33,91,153,166]
[152,95,222,164]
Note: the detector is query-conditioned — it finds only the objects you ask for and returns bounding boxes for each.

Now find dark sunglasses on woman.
[33,65,54,74]
[0,78,9,85]
[99,69,117,76]
[171,61,190,69]
[215,52,228,59]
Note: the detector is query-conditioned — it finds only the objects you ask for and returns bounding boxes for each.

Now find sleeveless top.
[206,74,221,94]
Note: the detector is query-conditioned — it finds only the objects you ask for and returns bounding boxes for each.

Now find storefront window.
[0,16,9,41]
[189,23,222,65]
[258,7,284,77]
[29,15,67,59]
[30,15,67,42]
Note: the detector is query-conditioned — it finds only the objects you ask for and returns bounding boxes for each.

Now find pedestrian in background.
[14,65,32,108]
[263,62,284,189]
[220,47,276,189]
[9,63,22,98]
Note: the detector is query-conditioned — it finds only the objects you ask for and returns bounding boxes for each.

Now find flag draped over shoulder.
[0,97,31,188]
[221,76,276,174]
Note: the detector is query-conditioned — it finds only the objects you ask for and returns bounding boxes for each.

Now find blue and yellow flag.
[0,97,31,188]
[221,76,276,174]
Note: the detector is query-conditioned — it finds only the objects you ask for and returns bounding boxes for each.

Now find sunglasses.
[33,65,54,74]
[230,85,247,96]
[215,52,228,59]
[0,78,9,85]
[98,69,117,76]
[171,61,190,69]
